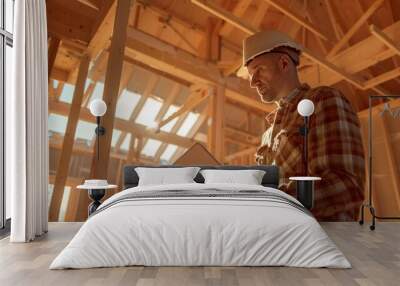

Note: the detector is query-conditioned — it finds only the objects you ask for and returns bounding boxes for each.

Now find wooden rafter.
[191,0,256,35]
[86,1,116,59]
[208,85,225,161]
[119,81,181,155]
[327,0,384,58]
[219,0,252,37]
[167,103,209,163]
[155,84,181,123]
[150,84,182,161]
[124,28,273,113]
[154,113,189,162]
[126,134,137,163]
[278,0,307,39]
[115,74,159,152]
[225,125,260,145]
[301,20,400,88]
[325,0,342,41]
[49,55,90,221]
[370,24,400,56]
[363,67,400,89]
[54,81,65,101]
[105,63,136,147]
[262,0,329,41]
[77,0,100,11]
[223,2,269,76]
[191,0,366,91]
[160,18,199,55]
[48,37,61,78]
[157,90,210,130]
[82,52,109,107]
[76,0,132,221]
[49,100,196,148]
[204,17,222,62]
[301,47,364,89]
[225,146,257,162]
[187,104,208,140]
[49,136,155,164]
[154,87,208,161]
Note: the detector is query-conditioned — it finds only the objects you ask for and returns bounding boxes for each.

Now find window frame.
[1,0,14,233]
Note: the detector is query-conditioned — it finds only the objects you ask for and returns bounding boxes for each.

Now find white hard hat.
[243,30,302,67]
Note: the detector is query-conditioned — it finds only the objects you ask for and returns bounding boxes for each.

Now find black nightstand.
[77,182,117,215]
[289,176,321,210]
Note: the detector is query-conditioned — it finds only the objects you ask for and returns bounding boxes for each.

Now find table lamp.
[89,99,107,160]
[297,99,314,175]
[290,99,321,210]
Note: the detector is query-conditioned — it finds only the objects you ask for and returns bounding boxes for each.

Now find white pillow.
[200,169,266,185]
[135,167,200,186]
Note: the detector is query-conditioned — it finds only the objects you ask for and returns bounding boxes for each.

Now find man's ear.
[278,55,290,72]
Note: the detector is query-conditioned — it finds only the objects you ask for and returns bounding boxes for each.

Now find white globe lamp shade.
[297,99,314,117]
[90,99,107,117]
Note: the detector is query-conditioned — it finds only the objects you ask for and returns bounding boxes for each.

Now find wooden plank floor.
[0,222,399,286]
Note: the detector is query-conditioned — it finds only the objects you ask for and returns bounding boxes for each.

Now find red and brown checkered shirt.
[256,84,365,221]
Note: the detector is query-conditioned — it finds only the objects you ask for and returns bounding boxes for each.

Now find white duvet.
[50,183,351,269]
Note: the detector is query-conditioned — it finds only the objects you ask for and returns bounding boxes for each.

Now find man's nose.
[250,74,258,88]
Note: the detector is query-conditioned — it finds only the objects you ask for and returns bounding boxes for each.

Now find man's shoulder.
[306,85,351,106]
[307,85,342,99]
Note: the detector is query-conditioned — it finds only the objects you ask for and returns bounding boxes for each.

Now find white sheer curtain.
[8,0,49,242]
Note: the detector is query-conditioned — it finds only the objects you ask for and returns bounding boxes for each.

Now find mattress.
[50,183,350,269]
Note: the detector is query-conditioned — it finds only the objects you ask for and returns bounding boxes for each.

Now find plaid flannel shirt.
[256,84,365,221]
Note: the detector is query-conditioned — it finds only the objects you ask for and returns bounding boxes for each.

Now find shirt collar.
[277,83,310,108]
[264,83,310,123]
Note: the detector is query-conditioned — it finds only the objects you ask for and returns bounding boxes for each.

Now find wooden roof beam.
[262,0,329,41]
[157,90,210,130]
[301,47,365,89]
[327,0,384,58]
[208,85,225,161]
[51,67,69,83]
[222,2,269,76]
[191,0,363,90]
[225,146,257,162]
[49,137,155,164]
[154,113,189,162]
[219,0,252,37]
[300,20,400,87]
[49,55,90,222]
[225,125,260,145]
[49,100,197,148]
[160,18,199,55]
[87,0,131,179]
[363,67,400,89]
[48,37,61,79]
[124,28,273,113]
[77,0,100,11]
[75,0,131,221]
[191,0,257,35]
[148,84,182,161]
[115,74,159,152]
[370,24,400,56]
[86,0,116,59]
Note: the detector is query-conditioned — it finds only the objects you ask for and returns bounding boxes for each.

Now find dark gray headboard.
[123,165,279,189]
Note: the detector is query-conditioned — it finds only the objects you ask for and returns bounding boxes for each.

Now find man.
[243,30,365,221]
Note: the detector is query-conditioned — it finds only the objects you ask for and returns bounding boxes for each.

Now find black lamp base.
[296,180,315,210]
[88,189,105,215]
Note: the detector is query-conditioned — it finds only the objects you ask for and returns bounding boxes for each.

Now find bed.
[50,165,350,269]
